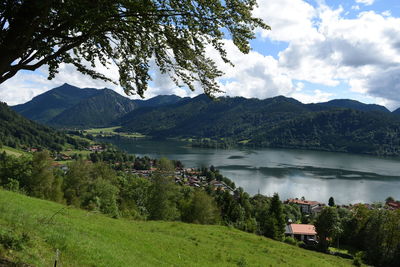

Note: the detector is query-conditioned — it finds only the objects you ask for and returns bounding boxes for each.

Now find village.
[39,143,400,249]
[48,143,400,215]
[130,167,235,192]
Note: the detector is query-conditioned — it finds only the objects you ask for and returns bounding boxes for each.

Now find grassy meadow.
[84,126,145,138]
[0,190,354,267]
[0,146,27,157]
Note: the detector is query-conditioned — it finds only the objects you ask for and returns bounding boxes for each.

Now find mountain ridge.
[118,95,400,156]
[12,84,185,128]
[48,88,137,127]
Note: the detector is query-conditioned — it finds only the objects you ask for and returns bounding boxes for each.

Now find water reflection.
[107,138,400,204]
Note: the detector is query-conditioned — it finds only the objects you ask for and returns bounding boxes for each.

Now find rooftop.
[286,198,320,206]
[286,224,316,236]
[387,201,400,209]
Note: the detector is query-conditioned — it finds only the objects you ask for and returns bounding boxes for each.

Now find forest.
[118,95,400,156]
[0,102,89,151]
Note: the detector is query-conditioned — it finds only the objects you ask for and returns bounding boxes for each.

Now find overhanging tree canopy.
[0,0,269,97]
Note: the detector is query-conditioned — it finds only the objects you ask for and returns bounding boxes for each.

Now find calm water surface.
[108,138,400,204]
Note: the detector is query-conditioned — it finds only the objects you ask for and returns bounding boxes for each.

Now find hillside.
[252,109,400,155]
[393,108,400,115]
[316,99,390,113]
[12,83,98,124]
[0,190,353,267]
[0,102,76,151]
[12,84,185,128]
[119,95,400,156]
[49,89,136,128]
[118,95,308,136]
[133,94,185,108]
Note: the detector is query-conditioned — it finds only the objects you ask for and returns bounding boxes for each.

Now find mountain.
[133,94,185,108]
[251,109,400,155]
[0,102,78,151]
[119,95,400,156]
[118,95,314,138]
[393,108,400,115]
[48,89,136,128]
[12,83,98,123]
[12,85,184,128]
[316,99,390,113]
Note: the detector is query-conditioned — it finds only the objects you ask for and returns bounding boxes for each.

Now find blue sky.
[1,0,400,110]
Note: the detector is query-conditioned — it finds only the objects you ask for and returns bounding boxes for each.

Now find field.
[84,126,145,138]
[0,146,27,157]
[0,190,354,267]
[62,149,91,156]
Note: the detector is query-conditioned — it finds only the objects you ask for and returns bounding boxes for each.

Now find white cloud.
[290,89,334,104]
[254,0,320,43]
[270,3,400,107]
[355,0,375,6]
[206,40,295,99]
[2,0,400,108]
[0,58,125,105]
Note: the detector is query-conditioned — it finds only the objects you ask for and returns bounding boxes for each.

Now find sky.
[1,0,400,110]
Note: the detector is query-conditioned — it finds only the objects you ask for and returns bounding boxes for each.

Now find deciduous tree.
[0,0,269,96]
[315,207,340,252]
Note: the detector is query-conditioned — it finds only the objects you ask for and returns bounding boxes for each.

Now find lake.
[108,138,400,204]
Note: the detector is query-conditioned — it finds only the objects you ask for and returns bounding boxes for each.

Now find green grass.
[85,126,122,134]
[0,190,354,267]
[0,146,27,157]
[58,149,91,164]
[62,149,91,156]
[66,134,95,145]
[84,126,145,138]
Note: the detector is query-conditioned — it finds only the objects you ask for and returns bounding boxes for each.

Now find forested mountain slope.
[12,84,184,128]
[0,102,79,151]
[316,99,390,113]
[119,95,400,156]
[12,83,99,123]
[48,89,136,127]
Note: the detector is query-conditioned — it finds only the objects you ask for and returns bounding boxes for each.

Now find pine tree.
[264,193,285,240]
[328,196,335,207]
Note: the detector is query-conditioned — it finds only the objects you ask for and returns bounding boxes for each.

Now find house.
[285,223,317,243]
[209,180,227,191]
[88,145,104,152]
[386,200,400,210]
[285,198,323,214]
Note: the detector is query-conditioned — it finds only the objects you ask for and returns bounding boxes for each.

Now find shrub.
[283,236,298,246]
[0,230,30,251]
[353,252,363,267]
[4,178,20,192]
